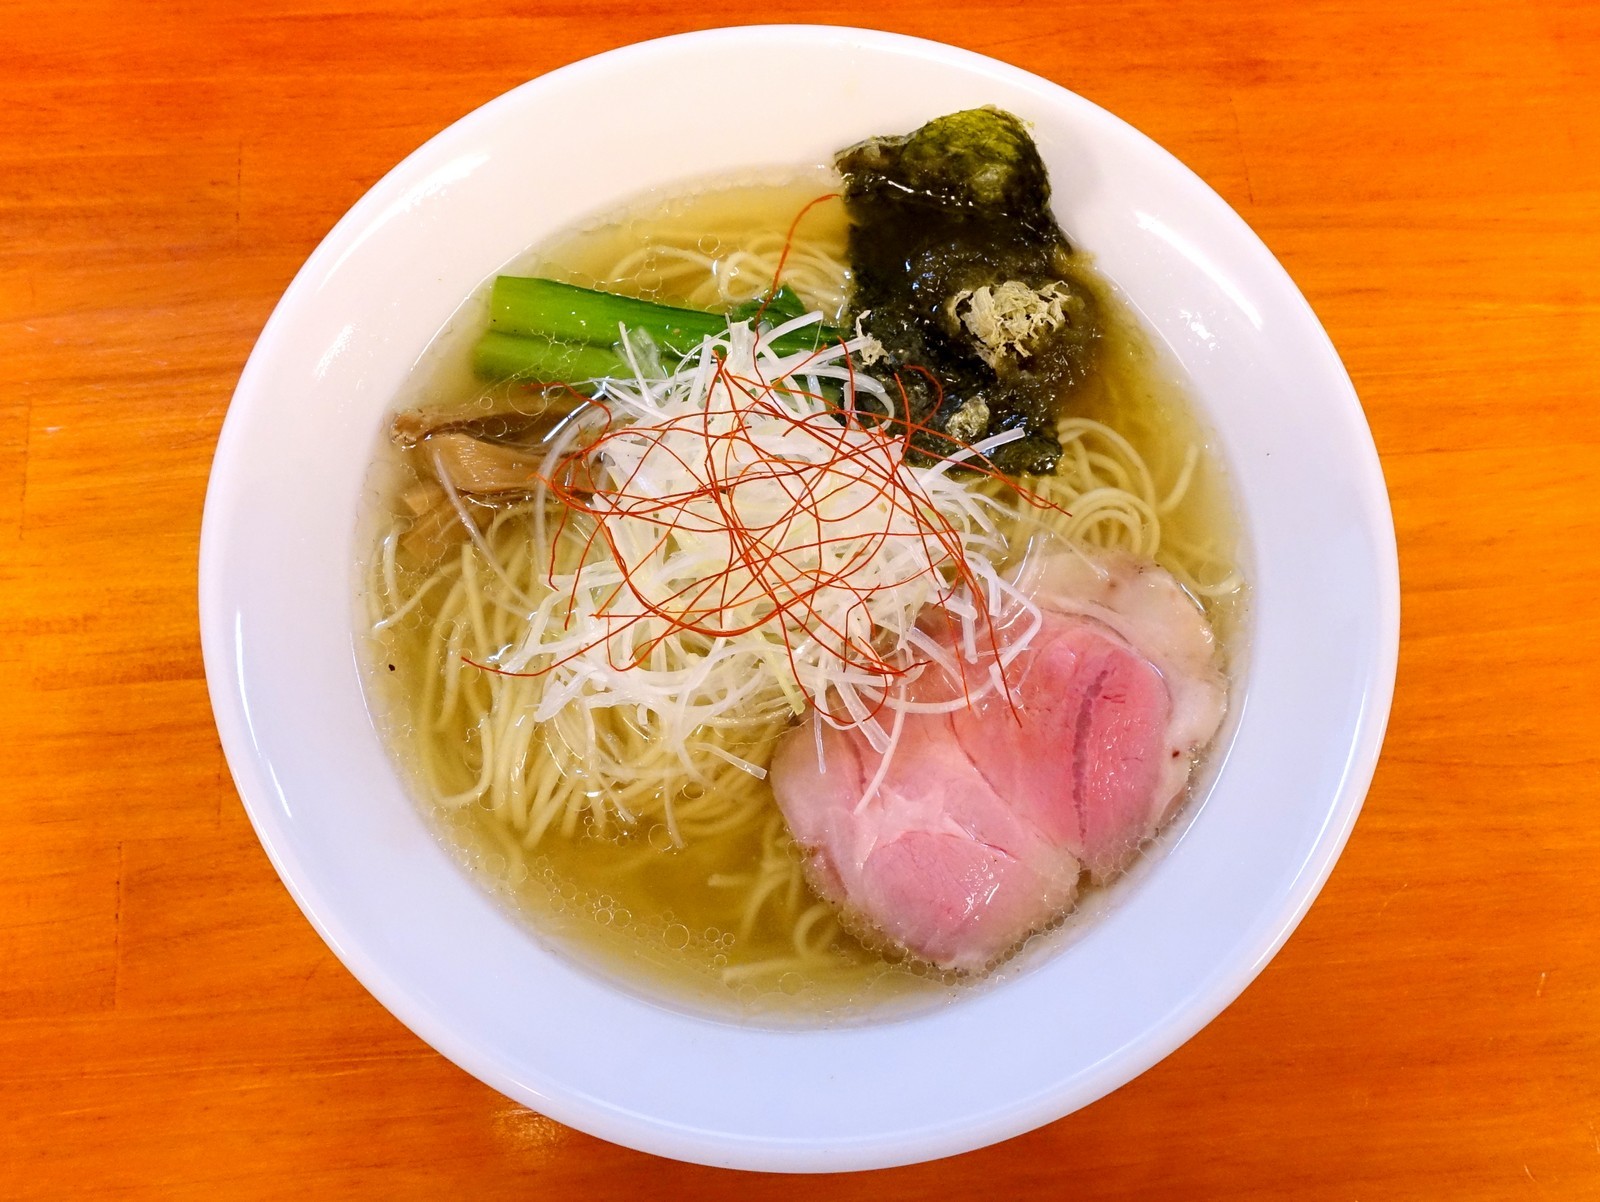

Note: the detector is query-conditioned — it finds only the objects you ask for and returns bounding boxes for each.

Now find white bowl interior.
[200,27,1398,1172]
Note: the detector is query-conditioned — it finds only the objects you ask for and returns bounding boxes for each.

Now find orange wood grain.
[3,1,1598,1197]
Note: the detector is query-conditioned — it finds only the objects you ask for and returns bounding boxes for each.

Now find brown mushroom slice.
[391,408,439,446]
[422,431,545,495]
[391,391,589,450]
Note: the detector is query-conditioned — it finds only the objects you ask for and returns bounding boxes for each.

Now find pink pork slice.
[768,549,1227,972]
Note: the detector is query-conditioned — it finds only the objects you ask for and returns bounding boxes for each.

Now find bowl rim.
[200,23,1400,1172]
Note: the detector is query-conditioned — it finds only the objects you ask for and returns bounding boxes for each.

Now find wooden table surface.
[4,1,1598,1197]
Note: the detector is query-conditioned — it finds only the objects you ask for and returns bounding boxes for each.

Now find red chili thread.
[467,312,1069,728]
[750,191,841,330]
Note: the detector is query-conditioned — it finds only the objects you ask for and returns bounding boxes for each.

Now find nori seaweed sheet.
[836,108,1100,475]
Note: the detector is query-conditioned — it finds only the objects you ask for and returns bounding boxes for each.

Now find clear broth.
[360,172,1246,1022]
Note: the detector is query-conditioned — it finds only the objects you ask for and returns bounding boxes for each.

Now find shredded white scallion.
[478,316,1042,769]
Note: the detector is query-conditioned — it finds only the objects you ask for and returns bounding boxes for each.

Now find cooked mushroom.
[420,432,544,495]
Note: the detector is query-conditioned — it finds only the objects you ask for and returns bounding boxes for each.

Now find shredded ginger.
[491,312,1043,760]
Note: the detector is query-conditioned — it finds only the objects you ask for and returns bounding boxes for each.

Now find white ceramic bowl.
[200,26,1398,1172]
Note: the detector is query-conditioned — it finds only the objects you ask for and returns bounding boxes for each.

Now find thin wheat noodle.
[367,204,1240,1001]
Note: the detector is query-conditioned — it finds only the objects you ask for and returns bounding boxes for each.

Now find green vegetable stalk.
[473,277,842,385]
[471,331,627,384]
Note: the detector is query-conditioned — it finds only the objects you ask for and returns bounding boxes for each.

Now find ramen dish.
[361,109,1245,1016]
